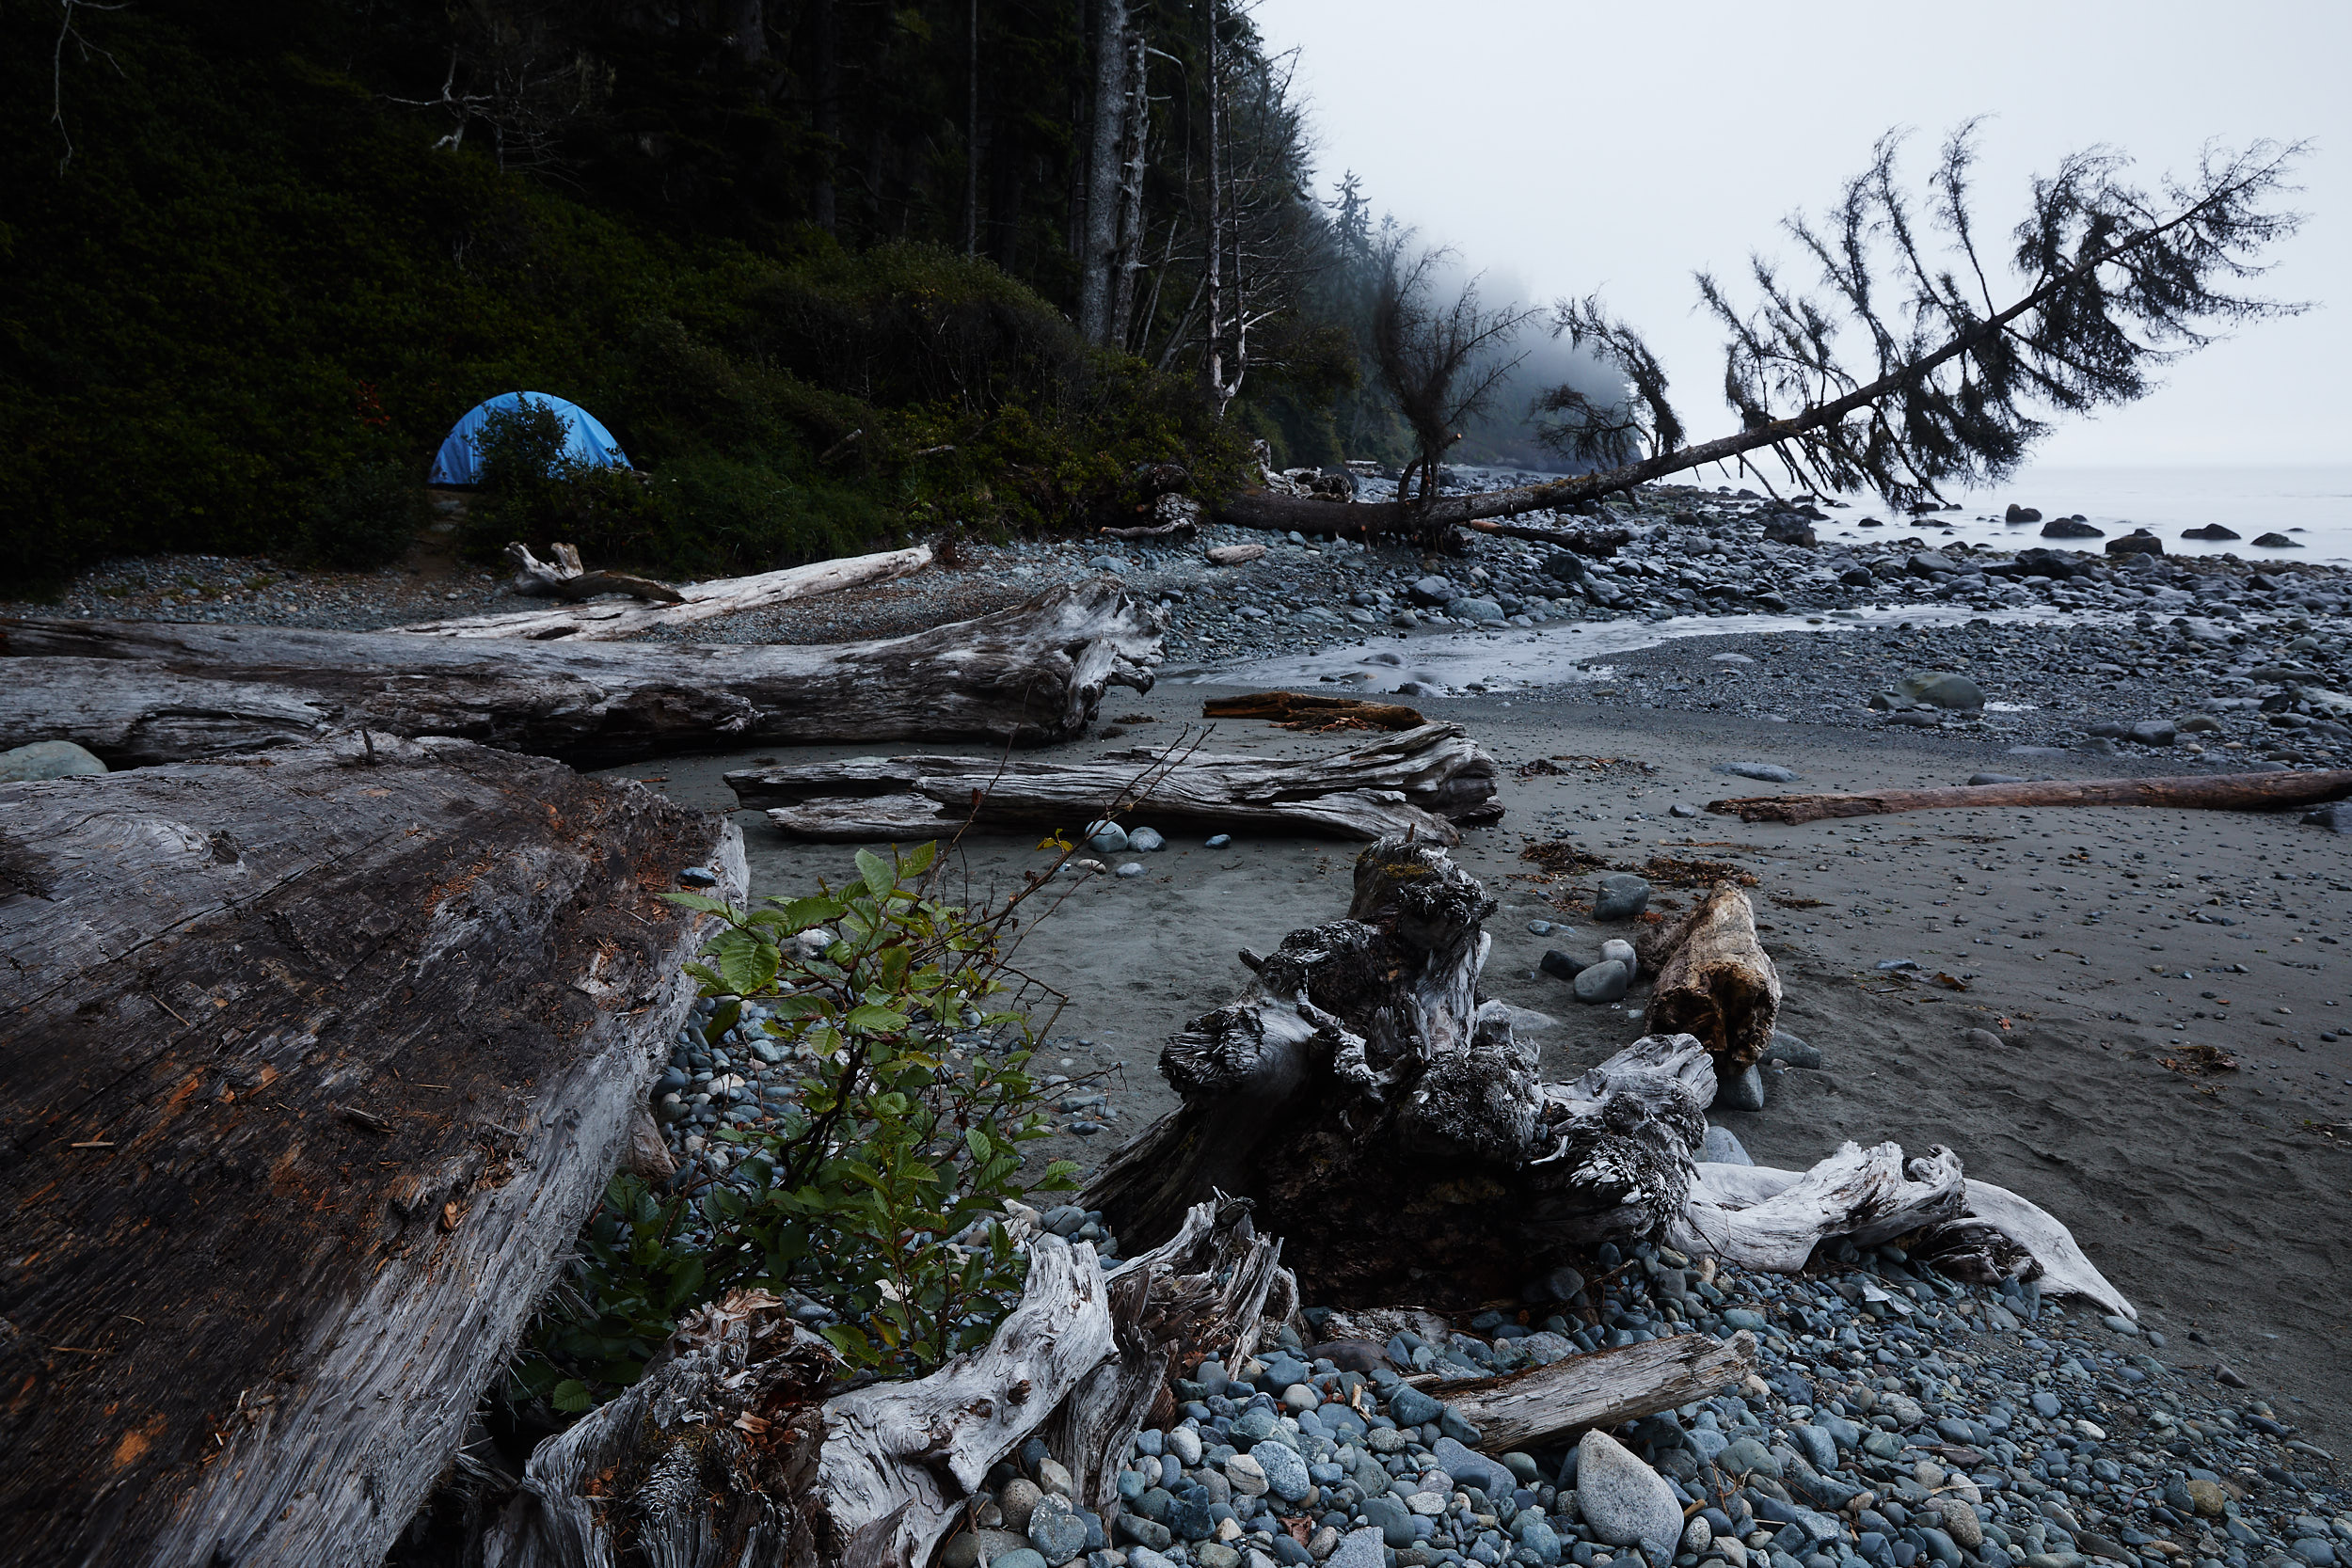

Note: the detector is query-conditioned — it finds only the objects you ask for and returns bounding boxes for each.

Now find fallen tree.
[0,578,1161,768]
[726,721,1500,845]
[1708,768,2352,825]
[0,736,741,1568]
[1082,834,2133,1317]
[1639,883,1783,1075]
[1216,134,2300,540]
[390,543,931,641]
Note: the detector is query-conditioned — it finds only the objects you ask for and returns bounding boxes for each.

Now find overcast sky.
[1254,0,2349,472]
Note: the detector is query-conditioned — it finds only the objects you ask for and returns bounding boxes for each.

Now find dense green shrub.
[515,844,1078,1414]
[301,452,433,568]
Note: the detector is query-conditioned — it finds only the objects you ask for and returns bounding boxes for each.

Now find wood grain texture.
[1707,768,2352,824]
[0,736,740,1568]
[1641,885,1783,1073]
[1421,1331,1758,1451]
[727,721,1500,845]
[390,544,930,639]
[0,578,1160,767]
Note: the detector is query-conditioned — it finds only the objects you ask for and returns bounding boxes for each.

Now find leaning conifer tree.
[1219,126,2303,535]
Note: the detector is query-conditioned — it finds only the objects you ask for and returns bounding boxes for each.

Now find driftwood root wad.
[1708,768,2352,824]
[0,736,741,1568]
[0,578,1161,767]
[729,721,1501,845]
[1084,834,2134,1318]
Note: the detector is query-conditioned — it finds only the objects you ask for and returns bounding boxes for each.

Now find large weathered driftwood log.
[0,578,1161,767]
[1640,884,1783,1074]
[1084,836,2134,1317]
[1708,768,2352,824]
[727,721,1501,845]
[0,736,741,1568]
[391,543,931,640]
[501,541,688,603]
[1200,690,1429,732]
[1420,1331,1759,1451]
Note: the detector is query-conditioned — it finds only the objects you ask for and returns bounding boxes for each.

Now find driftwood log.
[726,722,1502,845]
[1083,835,2134,1317]
[0,736,741,1568]
[1708,768,2352,824]
[1417,1331,1758,1451]
[1639,884,1783,1074]
[501,540,688,604]
[0,578,1162,768]
[1200,690,1429,732]
[393,543,931,640]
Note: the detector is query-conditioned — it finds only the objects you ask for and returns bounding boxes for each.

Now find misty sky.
[1255,0,2348,473]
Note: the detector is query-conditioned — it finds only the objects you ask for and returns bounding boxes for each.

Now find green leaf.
[551,1379,594,1414]
[855,848,896,900]
[702,998,742,1047]
[660,891,737,915]
[709,927,781,997]
[773,895,846,933]
[843,1003,910,1035]
[963,1127,993,1161]
[900,840,939,877]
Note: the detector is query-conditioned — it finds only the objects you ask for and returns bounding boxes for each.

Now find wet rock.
[1702,1124,1755,1165]
[1592,873,1650,921]
[2042,519,2105,539]
[2105,529,2164,557]
[2252,532,2300,548]
[2127,720,2179,746]
[1408,575,1458,605]
[2182,524,2241,541]
[1574,958,1629,1004]
[1716,1063,1766,1113]
[1574,1430,1683,1562]
[1899,672,1984,710]
[2004,504,2042,524]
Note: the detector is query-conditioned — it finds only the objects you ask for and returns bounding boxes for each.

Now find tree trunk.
[0,579,1164,768]
[1082,835,2135,1318]
[392,545,931,641]
[0,736,740,1568]
[1708,769,2352,824]
[1075,0,1129,345]
[811,0,838,230]
[1108,26,1151,350]
[724,721,1502,845]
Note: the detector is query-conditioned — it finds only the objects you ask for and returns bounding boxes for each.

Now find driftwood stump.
[0,736,741,1568]
[1639,884,1783,1075]
[0,578,1161,767]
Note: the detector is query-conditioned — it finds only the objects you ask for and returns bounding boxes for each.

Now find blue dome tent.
[427,392,630,485]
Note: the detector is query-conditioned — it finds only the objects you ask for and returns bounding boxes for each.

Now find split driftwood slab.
[1639,884,1783,1074]
[0,736,740,1568]
[1708,768,2352,824]
[0,578,1161,767]
[1200,689,1429,732]
[1084,834,2134,1318]
[727,721,1501,845]
[1416,1331,1759,1451]
[391,543,931,640]
[501,540,688,603]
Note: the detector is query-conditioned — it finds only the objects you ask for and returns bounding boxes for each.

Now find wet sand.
[610,676,2352,1457]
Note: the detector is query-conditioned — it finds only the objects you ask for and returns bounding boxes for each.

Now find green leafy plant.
[517,843,1078,1410]
[302,451,431,568]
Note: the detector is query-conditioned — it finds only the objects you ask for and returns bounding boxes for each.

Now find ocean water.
[1809,465,2352,564]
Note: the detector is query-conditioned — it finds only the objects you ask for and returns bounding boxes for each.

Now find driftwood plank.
[0,578,1162,767]
[727,721,1501,845]
[390,543,930,640]
[0,736,740,1568]
[1708,768,2352,824]
[1417,1331,1759,1451]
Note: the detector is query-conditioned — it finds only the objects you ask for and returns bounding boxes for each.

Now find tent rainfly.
[427,392,630,486]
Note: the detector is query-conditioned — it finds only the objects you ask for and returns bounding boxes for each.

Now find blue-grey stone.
[996,1546,1052,1568]
[1715,762,1803,783]
[1084,820,1129,852]
[1389,1385,1442,1427]
[1128,826,1166,851]
[1719,1437,1779,1477]
[2030,1391,2061,1418]
[1701,1125,1754,1165]
[1573,959,1630,1004]
[1593,873,1651,921]
[1715,1063,1766,1113]
[1167,1495,1216,1541]
[1789,1424,1836,1474]
[1766,1030,1822,1069]
[1255,1439,1311,1502]
[1409,575,1458,605]
[1448,596,1506,624]
[1227,1408,1278,1449]
[1364,1494,1417,1546]
[1329,1527,1390,1568]
[2289,1542,2337,1567]
[1115,1511,1171,1550]
[1435,1436,1517,1497]
[0,740,106,783]
[1114,862,1146,879]
[1516,1515,1565,1565]
[1204,833,1232,848]
[1574,1430,1683,1562]
[1686,1428,1729,1464]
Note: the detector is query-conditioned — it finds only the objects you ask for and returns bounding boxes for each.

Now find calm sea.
[1810,464,2352,565]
